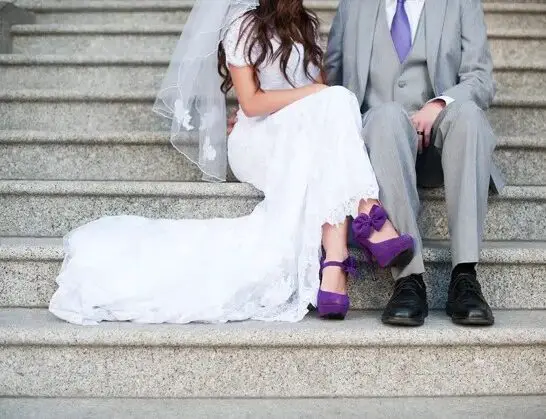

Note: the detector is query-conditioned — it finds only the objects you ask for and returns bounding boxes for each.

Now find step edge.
[2,54,546,70]
[0,90,544,107]
[13,0,546,13]
[0,181,544,201]
[0,131,544,149]
[11,23,546,39]
[0,180,543,200]
[1,238,545,264]
[1,308,544,348]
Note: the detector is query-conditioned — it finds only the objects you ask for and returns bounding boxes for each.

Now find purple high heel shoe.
[317,256,357,320]
[352,205,414,268]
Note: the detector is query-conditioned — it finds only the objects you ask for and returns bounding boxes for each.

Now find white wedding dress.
[49,18,380,325]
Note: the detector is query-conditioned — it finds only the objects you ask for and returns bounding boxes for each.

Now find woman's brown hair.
[218,0,324,93]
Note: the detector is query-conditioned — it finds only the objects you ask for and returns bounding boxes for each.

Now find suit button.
[398,80,407,88]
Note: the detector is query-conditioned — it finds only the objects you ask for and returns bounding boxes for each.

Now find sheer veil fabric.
[153,0,259,182]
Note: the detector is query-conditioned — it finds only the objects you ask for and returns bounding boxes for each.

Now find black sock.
[452,263,476,279]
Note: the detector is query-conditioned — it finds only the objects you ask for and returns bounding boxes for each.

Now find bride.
[49,0,414,325]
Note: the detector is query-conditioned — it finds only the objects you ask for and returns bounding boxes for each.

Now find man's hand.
[227,108,238,135]
[411,100,445,153]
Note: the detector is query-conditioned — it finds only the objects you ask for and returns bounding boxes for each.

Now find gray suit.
[326,0,504,279]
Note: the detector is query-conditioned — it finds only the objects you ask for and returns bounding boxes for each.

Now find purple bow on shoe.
[352,205,388,239]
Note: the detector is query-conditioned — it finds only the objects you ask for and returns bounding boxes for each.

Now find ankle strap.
[353,205,388,239]
[320,256,358,277]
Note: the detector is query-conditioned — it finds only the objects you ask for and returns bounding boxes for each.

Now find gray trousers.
[361,101,496,280]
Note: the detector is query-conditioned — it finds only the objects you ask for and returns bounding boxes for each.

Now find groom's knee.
[446,101,485,129]
[363,102,414,149]
[364,103,411,135]
[365,102,408,124]
[442,101,495,152]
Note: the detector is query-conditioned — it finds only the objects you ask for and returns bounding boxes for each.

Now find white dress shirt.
[386,0,425,42]
[385,0,454,106]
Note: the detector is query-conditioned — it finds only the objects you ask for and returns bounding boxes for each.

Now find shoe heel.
[318,304,348,320]
[379,244,415,269]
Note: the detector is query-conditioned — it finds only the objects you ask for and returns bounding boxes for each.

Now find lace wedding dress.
[49,17,380,325]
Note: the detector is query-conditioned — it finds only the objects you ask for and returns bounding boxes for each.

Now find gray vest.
[363,3,434,114]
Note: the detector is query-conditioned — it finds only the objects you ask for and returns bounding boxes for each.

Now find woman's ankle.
[323,249,349,262]
[320,267,348,294]
[358,198,380,214]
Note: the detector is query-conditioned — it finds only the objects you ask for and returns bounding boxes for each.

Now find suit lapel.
[356,0,382,103]
[425,0,448,92]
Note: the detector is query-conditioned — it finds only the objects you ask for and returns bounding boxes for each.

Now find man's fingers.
[415,120,426,154]
[424,124,432,148]
[412,117,422,153]
[410,115,419,130]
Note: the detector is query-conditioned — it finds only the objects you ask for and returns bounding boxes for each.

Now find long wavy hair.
[218,0,324,93]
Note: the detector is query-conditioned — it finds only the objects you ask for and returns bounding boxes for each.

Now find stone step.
[1,131,544,186]
[10,23,546,69]
[0,180,544,240]
[0,308,544,398]
[11,0,546,33]
[484,3,546,33]
[0,91,543,137]
[1,237,544,310]
[1,54,543,99]
[1,396,545,419]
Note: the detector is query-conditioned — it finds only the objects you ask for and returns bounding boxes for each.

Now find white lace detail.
[223,15,255,67]
[202,136,217,161]
[174,99,194,130]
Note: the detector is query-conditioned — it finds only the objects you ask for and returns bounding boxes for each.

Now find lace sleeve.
[222,16,256,67]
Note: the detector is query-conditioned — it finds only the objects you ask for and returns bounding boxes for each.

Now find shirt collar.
[386,0,423,6]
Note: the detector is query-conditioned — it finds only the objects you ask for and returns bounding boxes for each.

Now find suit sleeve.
[324,0,348,86]
[441,0,496,109]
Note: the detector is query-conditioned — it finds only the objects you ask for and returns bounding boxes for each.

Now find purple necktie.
[391,0,412,62]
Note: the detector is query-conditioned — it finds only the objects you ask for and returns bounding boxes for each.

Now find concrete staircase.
[0,0,545,416]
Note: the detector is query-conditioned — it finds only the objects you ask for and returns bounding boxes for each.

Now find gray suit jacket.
[325,0,496,111]
[325,0,504,191]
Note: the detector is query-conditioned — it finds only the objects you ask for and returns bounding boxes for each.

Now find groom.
[326,0,504,326]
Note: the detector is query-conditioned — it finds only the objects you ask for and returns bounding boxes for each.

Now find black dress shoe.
[381,275,428,327]
[446,272,494,326]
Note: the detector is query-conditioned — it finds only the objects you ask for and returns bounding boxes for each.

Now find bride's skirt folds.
[50,87,379,325]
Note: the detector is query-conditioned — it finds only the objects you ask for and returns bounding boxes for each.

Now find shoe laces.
[393,275,424,297]
[452,274,483,299]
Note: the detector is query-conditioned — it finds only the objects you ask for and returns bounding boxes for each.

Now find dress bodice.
[222,16,321,90]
